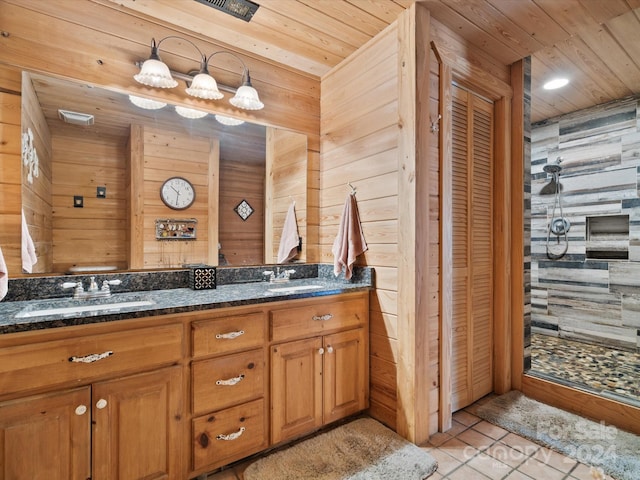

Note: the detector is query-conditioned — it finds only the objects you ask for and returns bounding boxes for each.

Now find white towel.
[0,245,7,301]
[332,193,367,280]
[277,202,299,264]
[21,210,37,273]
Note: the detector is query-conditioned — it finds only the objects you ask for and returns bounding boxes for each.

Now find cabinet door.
[270,337,323,444]
[92,366,183,480]
[323,328,367,424]
[0,387,91,480]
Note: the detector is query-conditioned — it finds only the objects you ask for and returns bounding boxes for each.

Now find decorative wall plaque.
[155,219,197,239]
[234,199,254,221]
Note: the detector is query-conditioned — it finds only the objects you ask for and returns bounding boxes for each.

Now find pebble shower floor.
[530,333,640,406]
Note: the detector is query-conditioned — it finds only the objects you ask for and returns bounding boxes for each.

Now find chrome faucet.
[263,267,295,284]
[62,277,121,299]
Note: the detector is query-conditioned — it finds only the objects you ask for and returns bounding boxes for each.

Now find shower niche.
[586,214,629,260]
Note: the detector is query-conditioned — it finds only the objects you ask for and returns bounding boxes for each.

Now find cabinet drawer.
[192,348,264,415]
[192,312,265,358]
[192,398,267,471]
[0,324,182,398]
[270,295,367,342]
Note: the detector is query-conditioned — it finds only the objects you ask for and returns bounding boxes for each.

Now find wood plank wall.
[51,132,127,272]
[0,0,321,272]
[20,72,52,273]
[131,126,217,269]
[321,21,401,431]
[265,128,308,264]
[219,158,265,265]
[0,74,22,276]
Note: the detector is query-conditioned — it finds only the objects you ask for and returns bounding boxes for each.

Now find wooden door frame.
[432,42,513,432]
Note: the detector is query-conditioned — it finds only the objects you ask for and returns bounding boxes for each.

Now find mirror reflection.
[18,71,306,275]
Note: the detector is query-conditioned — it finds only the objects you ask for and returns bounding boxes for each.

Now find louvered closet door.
[450,84,494,412]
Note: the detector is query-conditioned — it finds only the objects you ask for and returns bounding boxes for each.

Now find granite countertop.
[0,276,372,335]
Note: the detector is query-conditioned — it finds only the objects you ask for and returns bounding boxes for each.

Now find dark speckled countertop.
[0,264,373,334]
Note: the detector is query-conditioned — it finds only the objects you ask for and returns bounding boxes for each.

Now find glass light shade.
[128,95,167,110]
[543,78,569,90]
[134,59,178,88]
[175,105,208,119]
[186,73,224,100]
[215,114,245,126]
[229,85,264,110]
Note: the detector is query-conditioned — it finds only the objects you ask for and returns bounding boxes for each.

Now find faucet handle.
[62,281,80,289]
[101,279,121,292]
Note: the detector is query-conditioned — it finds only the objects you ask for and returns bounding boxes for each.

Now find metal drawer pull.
[216,374,245,386]
[312,314,333,321]
[216,330,245,340]
[216,427,245,441]
[69,350,113,363]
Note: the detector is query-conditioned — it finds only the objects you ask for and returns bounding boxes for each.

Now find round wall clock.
[160,176,196,210]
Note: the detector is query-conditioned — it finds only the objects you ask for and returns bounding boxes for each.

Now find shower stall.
[529,96,640,407]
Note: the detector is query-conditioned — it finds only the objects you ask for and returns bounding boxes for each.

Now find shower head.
[543,157,563,174]
[543,163,562,174]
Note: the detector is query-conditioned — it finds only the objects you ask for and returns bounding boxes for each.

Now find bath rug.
[243,417,438,480]
[475,391,640,480]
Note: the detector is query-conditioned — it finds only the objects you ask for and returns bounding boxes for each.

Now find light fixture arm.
[134,35,264,110]
[205,51,250,84]
[152,35,207,64]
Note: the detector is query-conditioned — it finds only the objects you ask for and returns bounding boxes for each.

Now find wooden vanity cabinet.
[0,387,91,480]
[190,311,269,474]
[269,292,369,444]
[0,321,184,480]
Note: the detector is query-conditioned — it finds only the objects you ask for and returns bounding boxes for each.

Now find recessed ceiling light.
[543,78,569,90]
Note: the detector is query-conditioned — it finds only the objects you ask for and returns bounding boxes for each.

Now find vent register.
[193,0,260,22]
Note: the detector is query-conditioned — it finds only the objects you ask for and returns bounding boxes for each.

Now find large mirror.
[16,70,307,275]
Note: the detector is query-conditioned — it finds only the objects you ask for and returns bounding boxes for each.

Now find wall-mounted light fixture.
[134,36,264,111]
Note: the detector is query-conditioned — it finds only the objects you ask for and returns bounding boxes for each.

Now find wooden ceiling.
[107,0,640,123]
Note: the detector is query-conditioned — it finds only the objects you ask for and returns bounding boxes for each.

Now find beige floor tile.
[428,431,454,447]
[446,419,472,436]
[472,420,509,440]
[485,442,529,469]
[439,437,480,462]
[569,463,603,479]
[429,448,465,476]
[502,471,535,480]
[207,467,239,479]
[445,463,491,480]
[533,446,577,473]
[428,471,445,479]
[499,433,540,456]
[466,452,512,479]
[453,410,482,427]
[518,456,566,480]
[456,427,495,451]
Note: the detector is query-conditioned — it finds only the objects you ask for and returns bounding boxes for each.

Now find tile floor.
[206,396,611,480]
[530,333,640,406]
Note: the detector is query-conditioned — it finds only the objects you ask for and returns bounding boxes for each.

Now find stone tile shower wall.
[531,95,640,352]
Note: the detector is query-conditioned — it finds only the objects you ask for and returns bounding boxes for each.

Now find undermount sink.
[267,284,324,293]
[16,299,155,319]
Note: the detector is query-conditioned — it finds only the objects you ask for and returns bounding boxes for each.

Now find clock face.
[160,176,196,210]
